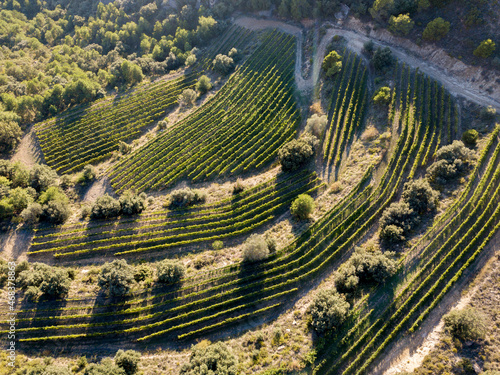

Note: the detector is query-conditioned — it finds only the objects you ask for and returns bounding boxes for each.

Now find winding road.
[235,16,500,111]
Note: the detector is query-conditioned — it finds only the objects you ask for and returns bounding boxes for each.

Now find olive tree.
[157,260,185,284]
[242,234,269,262]
[98,260,135,297]
[290,194,315,220]
[309,289,350,334]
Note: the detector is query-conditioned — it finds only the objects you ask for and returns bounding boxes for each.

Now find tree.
[322,51,343,77]
[157,260,185,283]
[462,129,479,146]
[196,75,212,94]
[180,341,238,375]
[169,188,206,208]
[474,39,496,58]
[373,87,391,105]
[242,234,269,262]
[78,164,96,184]
[278,134,319,171]
[369,0,394,19]
[305,114,327,138]
[91,194,121,219]
[427,141,474,184]
[119,191,146,215]
[422,17,450,41]
[372,47,395,72]
[98,260,135,297]
[30,163,57,192]
[114,350,141,375]
[444,307,487,341]
[42,200,71,224]
[309,289,350,334]
[21,203,43,224]
[40,267,71,297]
[0,120,22,154]
[402,179,439,214]
[290,194,315,220]
[380,201,417,232]
[389,13,414,36]
[213,54,235,75]
[178,88,197,107]
[9,187,33,212]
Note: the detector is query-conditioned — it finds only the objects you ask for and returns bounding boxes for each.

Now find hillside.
[0,1,499,375]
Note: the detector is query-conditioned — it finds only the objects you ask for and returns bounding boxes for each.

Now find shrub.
[480,106,496,122]
[444,307,487,341]
[379,224,406,244]
[213,54,235,75]
[169,188,206,208]
[380,201,417,232]
[114,350,140,375]
[133,264,153,282]
[402,179,439,214]
[98,260,135,297]
[462,129,479,146]
[118,141,132,155]
[473,39,496,58]
[389,13,415,36]
[84,358,125,375]
[242,234,269,262]
[30,164,58,192]
[42,200,71,223]
[119,191,146,216]
[0,198,14,220]
[423,17,450,41]
[363,40,375,56]
[305,114,328,138]
[25,285,40,302]
[91,194,121,219]
[334,265,360,293]
[78,164,96,184]
[180,341,238,375]
[196,75,212,94]
[373,87,391,105]
[427,141,474,184]
[39,186,68,205]
[185,54,197,66]
[309,289,350,334]
[265,235,277,253]
[158,119,169,130]
[372,47,395,72]
[11,161,29,188]
[212,240,223,250]
[0,176,11,198]
[278,133,319,171]
[228,47,241,62]
[40,268,72,297]
[157,260,185,284]
[0,120,22,154]
[21,203,43,224]
[232,178,245,195]
[322,51,343,77]
[178,88,197,107]
[290,194,315,220]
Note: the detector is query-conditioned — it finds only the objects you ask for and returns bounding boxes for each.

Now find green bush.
[178,88,197,107]
[78,164,96,185]
[290,194,315,220]
[462,129,479,146]
[91,194,121,219]
[30,164,58,192]
[42,200,71,224]
[242,234,269,262]
[40,268,72,297]
[18,263,71,298]
[180,341,238,375]
[157,260,185,284]
[98,260,135,297]
[402,179,439,214]
[213,54,235,75]
[309,289,350,334]
[21,202,43,224]
[133,264,153,282]
[278,133,318,171]
[114,350,141,375]
[322,51,343,77]
[389,13,415,36]
[119,191,147,216]
[84,358,125,375]
[196,75,212,94]
[0,120,22,154]
[212,240,223,250]
[422,17,450,41]
[444,307,487,341]
[169,188,206,208]
[373,86,391,105]
[427,141,474,184]
[305,114,328,138]
[158,119,169,130]
[8,187,33,212]
[372,47,395,72]
[473,39,496,58]
[232,178,245,195]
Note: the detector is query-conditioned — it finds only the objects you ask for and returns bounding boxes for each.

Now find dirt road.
[235,16,500,112]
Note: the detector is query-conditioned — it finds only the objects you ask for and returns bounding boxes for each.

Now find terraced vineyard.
[34,26,254,174]
[322,52,368,180]
[10,62,477,355]
[109,30,299,193]
[28,171,322,261]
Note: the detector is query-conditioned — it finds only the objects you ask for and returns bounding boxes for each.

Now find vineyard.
[109,30,299,193]
[3,16,500,375]
[322,51,368,180]
[34,26,254,174]
[28,171,322,261]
